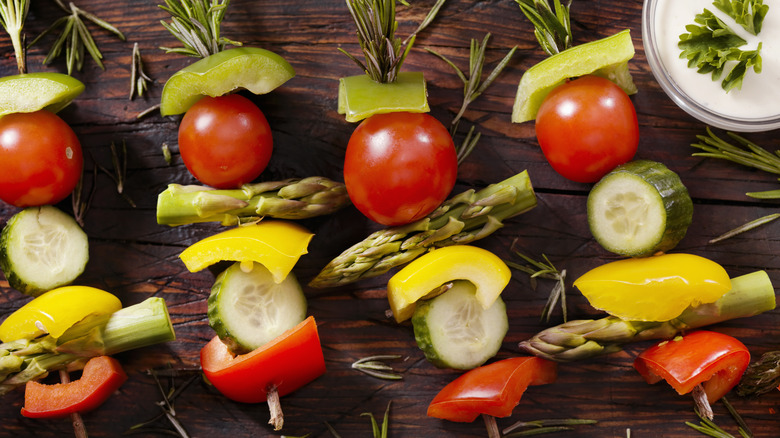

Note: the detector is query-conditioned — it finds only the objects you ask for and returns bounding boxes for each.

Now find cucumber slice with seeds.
[0,206,89,297]
[587,160,693,257]
[208,261,306,355]
[412,281,508,370]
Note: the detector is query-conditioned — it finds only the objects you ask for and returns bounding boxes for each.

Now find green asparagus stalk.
[737,350,780,397]
[519,271,775,362]
[156,176,351,226]
[0,297,175,395]
[309,171,537,288]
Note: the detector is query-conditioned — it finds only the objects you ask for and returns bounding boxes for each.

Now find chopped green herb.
[678,9,762,92]
[712,0,769,35]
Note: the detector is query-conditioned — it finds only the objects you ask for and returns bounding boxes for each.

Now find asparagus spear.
[0,297,175,395]
[309,171,537,288]
[156,176,350,226]
[519,271,775,362]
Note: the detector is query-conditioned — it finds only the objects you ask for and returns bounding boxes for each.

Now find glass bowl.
[642,0,780,132]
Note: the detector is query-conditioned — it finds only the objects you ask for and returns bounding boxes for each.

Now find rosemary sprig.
[426,33,516,163]
[0,0,30,74]
[499,418,597,437]
[96,140,136,208]
[685,399,753,438]
[158,0,242,59]
[327,402,392,438]
[506,243,568,322]
[351,354,404,380]
[126,367,201,437]
[692,127,780,177]
[340,0,445,83]
[737,350,780,397]
[31,0,125,75]
[516,0,572,56]
[71,162,97,227]
[709,213,780,244]
[129,42,153,100]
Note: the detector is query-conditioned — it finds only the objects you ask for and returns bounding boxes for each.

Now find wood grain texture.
[1,0,779,437]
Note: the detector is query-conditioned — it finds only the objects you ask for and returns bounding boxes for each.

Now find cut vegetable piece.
[201,316,325,404]
[511,29,636,123]
[0,285,121,342]
[179,221,313,283]
[574,254,732,322]
[428,356,558,422]
[160,47,295,116]
[0,73,85,117]
[633,330,750,403]
[412,281,508,370]
[21,355,128,419]
[587,160,693,257]
[0,206,89,296]
[208,261,307,355]
[338,72,430,123]
[387,245,511,323]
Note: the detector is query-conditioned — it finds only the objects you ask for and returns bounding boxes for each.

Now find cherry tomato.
[200,316,325,403]
[633,330,750,403]
[535,75,638,183]
[178,94,273,189]
[0,110,82,207]
[428,357,557,423]
[344,112,457,226]
[21,356,127,419]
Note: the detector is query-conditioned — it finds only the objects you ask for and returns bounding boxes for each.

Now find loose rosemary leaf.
[712,0,769,35]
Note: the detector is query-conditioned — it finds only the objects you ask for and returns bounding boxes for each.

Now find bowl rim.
[641,0,780,132]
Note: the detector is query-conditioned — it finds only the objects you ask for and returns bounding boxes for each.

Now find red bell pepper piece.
[200,315,326,404]
[21,355,127,419]
[428,356,558,423]
[633,330,750,404]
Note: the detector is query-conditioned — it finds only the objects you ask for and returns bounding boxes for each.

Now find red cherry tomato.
[0,110,83,207]
[428,357,557,423]
[21,356,127,419]
[178,94,273,189]
[200,316,325,404]
[535,75,638,183]
[344,112,458,226]
[633,330,750,404]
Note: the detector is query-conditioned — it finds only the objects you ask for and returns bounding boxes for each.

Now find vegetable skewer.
[309,170,537,288]
[519,271,775,362]
[0,297,175,395]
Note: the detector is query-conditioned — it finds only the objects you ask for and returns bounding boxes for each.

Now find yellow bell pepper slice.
[0,286,122,342]
[179,220,313,283]
[574,253,732,322]
[387,245,511,323]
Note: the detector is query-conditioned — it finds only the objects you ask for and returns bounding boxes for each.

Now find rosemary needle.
[351,354,404,380]
[158,0,242,59]
[0,0,30,74]
[31,0,125,74]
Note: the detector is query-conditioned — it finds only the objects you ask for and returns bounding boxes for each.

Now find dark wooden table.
[1,1,779,437]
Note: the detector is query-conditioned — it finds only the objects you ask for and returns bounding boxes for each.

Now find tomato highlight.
[535,75,638,183]
[21,356,127,419]
[633,330,750,403]
[428,357,557,423]
[344,111,457,226]
[0,110,83,207]
[200,315,325,404]
[178,94,273,189]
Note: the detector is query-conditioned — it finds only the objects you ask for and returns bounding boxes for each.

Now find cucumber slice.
[587,160,693,257]
[412,281,508,370]
[0,206,89,297]
[208,261,307,354]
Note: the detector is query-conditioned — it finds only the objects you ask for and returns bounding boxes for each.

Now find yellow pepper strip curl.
[573,253,731,322]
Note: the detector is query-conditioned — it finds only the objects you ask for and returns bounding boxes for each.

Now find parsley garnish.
[678,6,765,92]
[713,0,769,35]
